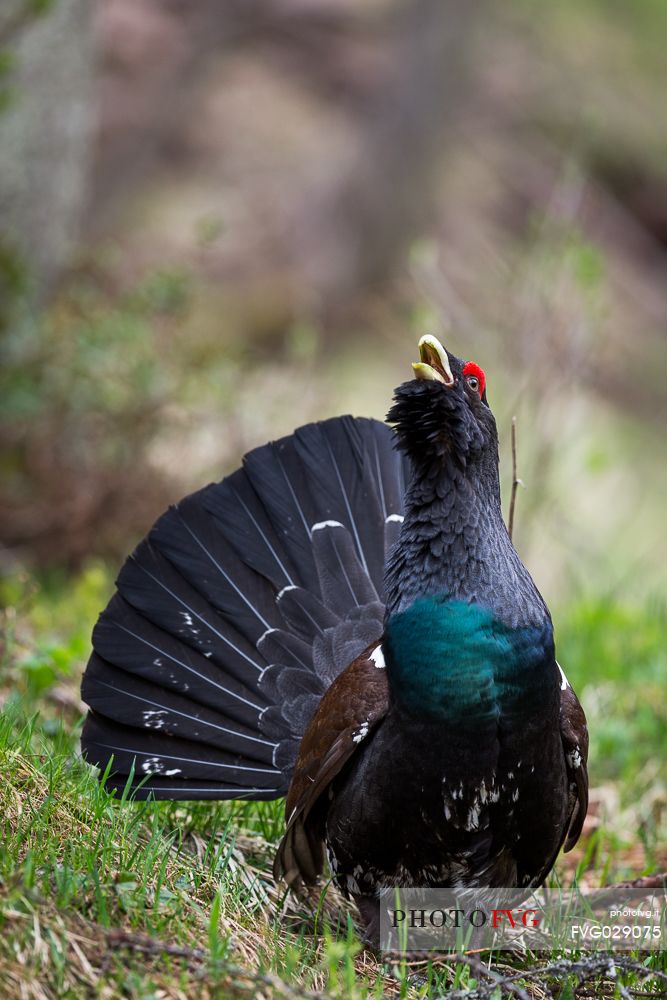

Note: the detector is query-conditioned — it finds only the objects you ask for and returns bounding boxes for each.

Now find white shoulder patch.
[557,661,570,691]
[351,721,370,744]
[370,645,385,669]
[311,520,344,532]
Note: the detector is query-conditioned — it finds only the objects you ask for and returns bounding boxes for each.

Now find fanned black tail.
[81,416,409,800]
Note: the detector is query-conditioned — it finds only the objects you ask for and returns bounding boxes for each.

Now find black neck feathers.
[384,381,548,628]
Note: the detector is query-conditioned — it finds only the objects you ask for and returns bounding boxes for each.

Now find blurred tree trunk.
[297,0,483,311]
[0,0,95,303]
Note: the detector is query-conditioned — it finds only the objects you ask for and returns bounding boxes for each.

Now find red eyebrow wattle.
[462,361,486,398]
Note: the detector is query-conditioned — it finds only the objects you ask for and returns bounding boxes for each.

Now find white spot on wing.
[351,721,370,744]
[567,747,582,769]
[370,645,385,669]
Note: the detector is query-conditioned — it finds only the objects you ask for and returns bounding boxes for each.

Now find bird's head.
[387,335,497,470]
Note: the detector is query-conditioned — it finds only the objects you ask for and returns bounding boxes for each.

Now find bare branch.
[508,415,522,542]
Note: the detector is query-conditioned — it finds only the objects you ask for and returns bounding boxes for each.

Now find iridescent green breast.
[384,598,554,721]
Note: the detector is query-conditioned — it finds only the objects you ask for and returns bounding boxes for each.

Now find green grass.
[0,567,665,997]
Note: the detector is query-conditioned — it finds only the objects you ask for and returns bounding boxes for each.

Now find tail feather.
[242,438,321,593]
[293,419,385,592]
[311,521,378,615]
[117,542,263,684]
[312,604,385,685]
[201,471,299,590]
[258,663,324,705]
[102,776,282,801]
[257,629,314,673]
[93,596,263,728]
[83,713,283,792]
[274,586,338,641]
[384,514,404,562]
[362,417,410,522]
[81,416,408,801]
[83,653,271,759]
[150,494,281,646]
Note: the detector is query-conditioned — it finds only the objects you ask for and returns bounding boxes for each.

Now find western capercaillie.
[81,334,588,944]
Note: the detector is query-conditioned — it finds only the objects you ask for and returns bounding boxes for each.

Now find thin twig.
[105,929,323,999]
[508,415,522,542]
[441,954,667,1000]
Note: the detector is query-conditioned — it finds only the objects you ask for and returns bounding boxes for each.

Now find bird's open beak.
[412,335,455,386]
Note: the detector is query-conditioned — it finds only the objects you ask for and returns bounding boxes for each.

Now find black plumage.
[82,416,406,803]
[81,337,588,945]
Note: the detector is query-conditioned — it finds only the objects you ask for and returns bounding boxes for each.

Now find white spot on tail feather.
[311,520,344,532]
[386,514,404,524]
[143,710,168,731]
[557,661,570,691]
[567,747,582,770]
[277,585,297,600]
[142,756,164,774]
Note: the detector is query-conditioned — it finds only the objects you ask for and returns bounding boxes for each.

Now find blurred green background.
[1,0,666,900]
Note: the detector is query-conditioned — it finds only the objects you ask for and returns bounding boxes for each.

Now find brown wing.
[273,643,389,890]
[559,677,589,852]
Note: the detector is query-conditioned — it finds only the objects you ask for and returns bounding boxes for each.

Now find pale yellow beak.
[412,335,454,386]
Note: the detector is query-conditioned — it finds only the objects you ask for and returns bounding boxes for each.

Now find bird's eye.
[462,361,486,400]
